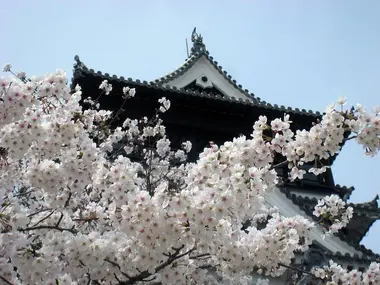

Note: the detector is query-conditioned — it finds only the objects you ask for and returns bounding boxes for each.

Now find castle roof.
[72,54,321,119]
[72,28,324,120]
[72,28,351,170]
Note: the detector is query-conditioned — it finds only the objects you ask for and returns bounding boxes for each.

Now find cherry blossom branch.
[104,259,130,278]
[27,208,53,218]
[13,189,35,198]
[105,97,130,128]
[18,225,77,234]
[55,212,64,227]
[146,146,155,197]
[279,263,316,277]
[343,135,358,142]
[189,253,211,260]
[72,217,99,222]
[30,210,55,227]
[118,245,196,285]
[64,192,72,208]
[0,276,13,285]
[269,160,289,170]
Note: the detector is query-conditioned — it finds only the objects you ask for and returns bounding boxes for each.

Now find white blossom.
[158,97,171,112]
[313,194,354,234]
[0,69,377,285]
[99,79,112,95]
[337,96,347,106]
[122,86,136,98]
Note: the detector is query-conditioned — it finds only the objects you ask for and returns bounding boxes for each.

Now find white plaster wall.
[165,55,252,101]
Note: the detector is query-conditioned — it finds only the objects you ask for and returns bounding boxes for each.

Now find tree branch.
[64,192,72,208]
[19,225,77,234]
[189,253,211,260]
[55,212,64,227]
[105,259,130,278]
[279,262,319,278]
[0,276,13,285]
[27,208,53,218]
[30,210,55,227]
[269,160,289,171]
[343,135,357,142]
[118,245,196,285]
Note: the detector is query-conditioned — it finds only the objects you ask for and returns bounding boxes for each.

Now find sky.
[2,0,380,253]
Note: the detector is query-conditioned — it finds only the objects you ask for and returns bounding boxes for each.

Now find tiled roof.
[335,184,356,201]
[73,55,321,118]
[309,241,380,265]
[328,250,380,264]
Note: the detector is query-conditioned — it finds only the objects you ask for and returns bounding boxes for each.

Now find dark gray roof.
[335,184,355,201]
[310,241,380,265]
[73,55,322,118]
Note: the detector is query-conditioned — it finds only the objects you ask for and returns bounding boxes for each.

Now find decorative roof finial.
[191,27,205,54]
[371,194,380,207]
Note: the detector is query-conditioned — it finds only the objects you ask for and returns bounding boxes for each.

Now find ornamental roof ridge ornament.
[74,55,87,70]
[191,27,206,54]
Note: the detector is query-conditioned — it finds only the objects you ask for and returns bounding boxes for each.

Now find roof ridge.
[153,55,197,85]
[154,48,259,102]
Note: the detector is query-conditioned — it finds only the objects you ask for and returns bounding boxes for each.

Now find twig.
[0,276,13,285]
[19,225,77,234]
[72,217,99,222]
[118,245,195,285]
[27,208,53,217]
[64,192,72,208]
[55,212,64,227]
[269,160,289,171]
[105,259,130,278]
[343,135,358,142]
[30,210,55,227]
[189,253,211,260]
[279,263,316,277]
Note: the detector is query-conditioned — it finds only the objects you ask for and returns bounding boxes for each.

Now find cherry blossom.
[99,80,113,95]
[313,194,354,234]
[0,65,378,285]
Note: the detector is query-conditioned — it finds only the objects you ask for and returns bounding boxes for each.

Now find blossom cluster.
[313,260,380,284]
[313,194,354,234]
[99,80,113,95]
[270,100,380,179]
[0,65,378,285]
[335,97,380,157]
